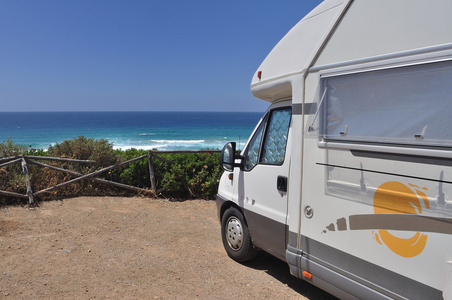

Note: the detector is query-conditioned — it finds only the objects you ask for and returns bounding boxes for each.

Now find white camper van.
[216,0,452,299]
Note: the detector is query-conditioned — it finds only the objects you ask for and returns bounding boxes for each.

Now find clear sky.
[1,0,322,112]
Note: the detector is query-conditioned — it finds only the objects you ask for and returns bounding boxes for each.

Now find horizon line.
[0,110,265,113]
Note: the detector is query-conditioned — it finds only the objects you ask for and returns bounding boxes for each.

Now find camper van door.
[235,102,292,258]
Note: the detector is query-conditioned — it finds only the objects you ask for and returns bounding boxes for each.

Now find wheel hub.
[226,217,243,251]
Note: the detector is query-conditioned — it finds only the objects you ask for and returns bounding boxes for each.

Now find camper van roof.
[250,0,350,102]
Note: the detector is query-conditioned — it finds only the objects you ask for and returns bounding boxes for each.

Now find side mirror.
[220,142,242,171]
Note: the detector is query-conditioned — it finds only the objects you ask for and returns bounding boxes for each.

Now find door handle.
[277,176,287,192]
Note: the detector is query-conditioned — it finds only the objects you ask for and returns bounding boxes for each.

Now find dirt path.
[0,197,336,299]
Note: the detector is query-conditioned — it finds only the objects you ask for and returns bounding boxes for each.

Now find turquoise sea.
[0,112,263,151]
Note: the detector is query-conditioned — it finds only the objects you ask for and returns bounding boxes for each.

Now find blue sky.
[1,1,322,112]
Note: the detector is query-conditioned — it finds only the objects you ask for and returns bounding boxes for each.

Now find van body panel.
[302,56,452,294]
[217,0,452,299]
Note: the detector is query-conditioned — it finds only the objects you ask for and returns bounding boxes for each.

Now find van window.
[320,60,452,147]
[243,107,291,171]
[261,108,291,164]
[243,115,266,171]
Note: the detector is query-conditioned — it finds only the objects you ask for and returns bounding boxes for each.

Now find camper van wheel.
[221,207,257,262]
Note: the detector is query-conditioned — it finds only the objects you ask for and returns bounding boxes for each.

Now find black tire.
[221,206,258,262]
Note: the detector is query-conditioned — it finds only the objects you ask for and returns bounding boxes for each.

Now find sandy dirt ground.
[0,196,336,299]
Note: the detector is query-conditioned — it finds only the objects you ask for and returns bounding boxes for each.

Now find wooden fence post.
[20,157,34,205]
[148,152,156,193]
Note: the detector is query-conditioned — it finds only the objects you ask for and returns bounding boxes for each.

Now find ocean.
[0,112,263,151]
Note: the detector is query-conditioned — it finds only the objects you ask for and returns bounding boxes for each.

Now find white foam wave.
[113,145,166,151]
[112,139,226,151]
[36,139,245,152]
[151,140,205,144]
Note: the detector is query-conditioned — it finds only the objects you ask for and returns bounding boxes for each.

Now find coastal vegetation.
[0,136,223,204]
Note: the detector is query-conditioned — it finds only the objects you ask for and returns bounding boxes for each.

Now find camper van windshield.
[320,60,452,147]
[244,115,266,171]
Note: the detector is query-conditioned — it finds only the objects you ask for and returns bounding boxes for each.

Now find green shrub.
[152,151,222,199]
[112,148,222,199]
[0,137,27,157]
[118,148,150,188]
[47,136,118,173]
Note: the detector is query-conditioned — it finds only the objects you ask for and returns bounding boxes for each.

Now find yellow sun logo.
[373,181,430,258]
